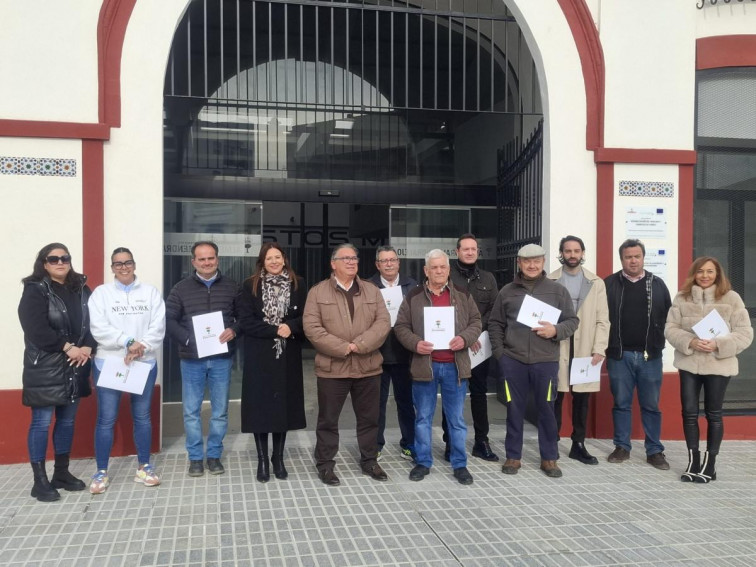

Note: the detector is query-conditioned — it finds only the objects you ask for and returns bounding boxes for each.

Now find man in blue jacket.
[166,241,241,477]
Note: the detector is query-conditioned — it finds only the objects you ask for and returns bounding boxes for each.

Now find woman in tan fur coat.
[665,257,752,483]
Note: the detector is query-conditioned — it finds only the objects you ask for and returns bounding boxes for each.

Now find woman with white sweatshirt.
[87,247,166,494]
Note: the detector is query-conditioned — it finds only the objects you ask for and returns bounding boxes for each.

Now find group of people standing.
[18,233,751,501]
[19,244,164,501]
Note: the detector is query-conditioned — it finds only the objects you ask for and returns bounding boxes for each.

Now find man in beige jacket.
[304,244,391,486]
[547,236,610,465]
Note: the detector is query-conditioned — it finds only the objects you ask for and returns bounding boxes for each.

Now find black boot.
[30,461,60,502]
[694,451,717,483]
[680,449,700,482]
[254,433,270,483]
[568,442,599,465]
[50,453,85,491]
[271,432,288,480]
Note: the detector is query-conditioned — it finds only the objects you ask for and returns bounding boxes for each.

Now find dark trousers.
[377,364,415,450]
[554,390,591,443]
[679,370,731,455]
[499,355,559,461]
[314,375,380,473]
[441,358,490,444]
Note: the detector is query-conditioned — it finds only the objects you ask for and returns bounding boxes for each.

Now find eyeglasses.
[112,260,135,269]
[334,256,359,263]
[377,258,398,264]
[46,255,71,265]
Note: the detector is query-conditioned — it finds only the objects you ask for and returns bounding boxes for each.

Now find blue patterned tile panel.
[1,156,77,177]
[618,180,674,198]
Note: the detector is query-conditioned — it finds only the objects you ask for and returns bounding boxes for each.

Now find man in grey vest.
[547,235,609,465]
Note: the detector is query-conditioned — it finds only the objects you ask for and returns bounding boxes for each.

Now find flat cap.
[517,243,546,258]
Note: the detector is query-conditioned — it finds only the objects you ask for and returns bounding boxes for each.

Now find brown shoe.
[540,460,563,478]
[362,463,388,481]
[318,469,341,486]
[501,458,521,475]
[607,447,630,463]
[646,452,670,470]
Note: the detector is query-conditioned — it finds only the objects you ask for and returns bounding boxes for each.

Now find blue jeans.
[413,362,468,469]
[607,352,665,455]
[377,363,415,452]
[94,363,158,470]
[181,357,233,461]
[28,400,80,463]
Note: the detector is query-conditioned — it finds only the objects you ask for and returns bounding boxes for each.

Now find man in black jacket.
[604,239,672,470]
[166,241,241,477]
[369,245,418,461]
[443,233,500,461]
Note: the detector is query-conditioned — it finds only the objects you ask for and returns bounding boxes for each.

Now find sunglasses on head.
[46,255,71,265]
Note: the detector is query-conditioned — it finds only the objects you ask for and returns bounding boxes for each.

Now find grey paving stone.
[3,426,756,567]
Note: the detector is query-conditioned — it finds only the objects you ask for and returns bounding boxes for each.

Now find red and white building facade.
[1,0,755,463]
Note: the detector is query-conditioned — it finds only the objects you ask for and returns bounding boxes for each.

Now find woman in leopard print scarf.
[238,243,306,483]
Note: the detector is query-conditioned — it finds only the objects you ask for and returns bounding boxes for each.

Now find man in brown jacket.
[303,244,391,486]
[547,235,609,466]
[394,249,482,485]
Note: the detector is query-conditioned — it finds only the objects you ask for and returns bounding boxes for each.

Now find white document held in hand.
[692,309,730,340]
[516,294,562,328]
[98,357,151,395]
[192,311,230,358]
[380,286,404,327]
[469,331,492,369]
[570,356,603,385]
[424,306,455,350]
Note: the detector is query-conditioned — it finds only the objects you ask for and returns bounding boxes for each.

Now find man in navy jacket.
[369,245,418,461]
[166,241,241,478]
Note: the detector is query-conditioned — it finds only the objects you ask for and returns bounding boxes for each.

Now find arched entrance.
[159,0,544,425]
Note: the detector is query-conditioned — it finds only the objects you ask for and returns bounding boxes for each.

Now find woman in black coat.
[18,243,96,502]
[239,242,306,482]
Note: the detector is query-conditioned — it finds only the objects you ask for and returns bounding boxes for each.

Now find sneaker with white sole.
[399,447,414,461]
[90,470,110,494]
[134,464,160,486]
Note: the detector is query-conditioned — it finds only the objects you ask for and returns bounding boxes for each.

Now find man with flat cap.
[488,243,579,478]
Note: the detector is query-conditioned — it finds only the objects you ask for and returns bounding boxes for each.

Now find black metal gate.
[495,119,543,283]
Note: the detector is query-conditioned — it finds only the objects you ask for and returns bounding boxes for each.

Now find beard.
[564,257,582,268]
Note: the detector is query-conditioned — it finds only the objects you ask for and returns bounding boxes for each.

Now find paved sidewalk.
[1,424,755,566]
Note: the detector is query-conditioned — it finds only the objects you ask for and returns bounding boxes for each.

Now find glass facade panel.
[163,0,541,404]
[695,68,756,411]
[167,97,518,186]
[163,200,263,403]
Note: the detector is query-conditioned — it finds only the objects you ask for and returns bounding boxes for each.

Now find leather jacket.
[19,277,93,407]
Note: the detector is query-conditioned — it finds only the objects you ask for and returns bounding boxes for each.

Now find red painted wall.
[0,387,161,465]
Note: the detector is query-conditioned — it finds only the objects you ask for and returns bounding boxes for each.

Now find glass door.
[695,195,756,411]
[163,199,263,403]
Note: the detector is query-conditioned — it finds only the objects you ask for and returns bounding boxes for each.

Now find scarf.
[456,260,480,282]
[261,270,291,359]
